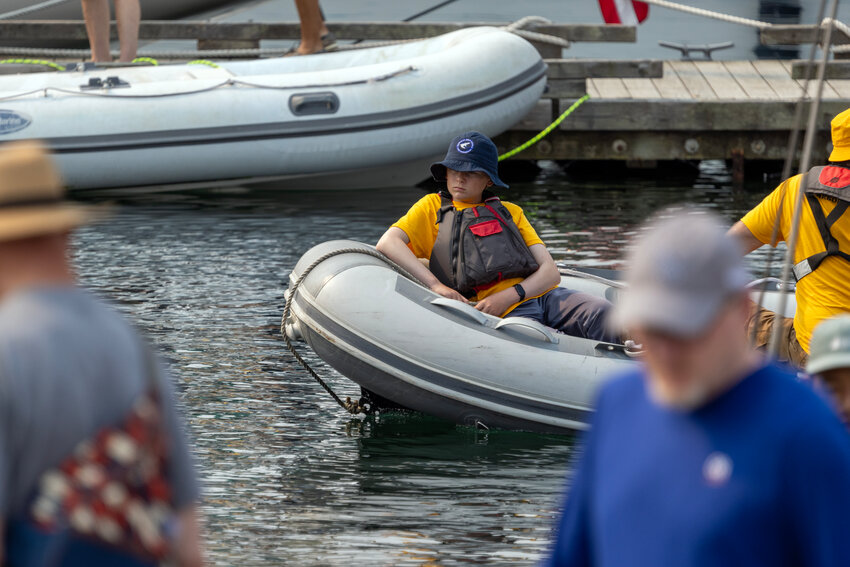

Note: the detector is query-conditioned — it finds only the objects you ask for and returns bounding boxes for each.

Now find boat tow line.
[280,247,425,416]
[498,94,590,162]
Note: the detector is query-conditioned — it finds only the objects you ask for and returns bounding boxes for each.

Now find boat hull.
[0,27,546,191]
[285,241,636,434]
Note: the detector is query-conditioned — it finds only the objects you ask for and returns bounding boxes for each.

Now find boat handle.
[494,317,559,344]
[430,297,489,325]
[289,92,340,116]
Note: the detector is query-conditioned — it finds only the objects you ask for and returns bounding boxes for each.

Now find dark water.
[70,163,775,565]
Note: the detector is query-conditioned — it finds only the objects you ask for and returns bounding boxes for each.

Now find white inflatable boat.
[0,27,546,190]
[283,240,798,434]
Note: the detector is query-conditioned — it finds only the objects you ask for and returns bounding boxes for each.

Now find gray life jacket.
[792,165,850,281]
[430,191,539,298]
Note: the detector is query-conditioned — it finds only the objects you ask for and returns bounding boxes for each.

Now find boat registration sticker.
[0,110,31,135]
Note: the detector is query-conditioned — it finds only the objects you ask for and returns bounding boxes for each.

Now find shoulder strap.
[792,173,850,281]
[431,193,458,289]
[435,191,454,224]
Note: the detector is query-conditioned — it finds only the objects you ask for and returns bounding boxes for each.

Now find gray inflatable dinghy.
[283,240,796,434]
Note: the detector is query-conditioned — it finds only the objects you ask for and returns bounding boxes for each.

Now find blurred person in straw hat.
[730,107,850,368]
[807,314,850,429]
[0,141,203,566]
[545,207,850,567]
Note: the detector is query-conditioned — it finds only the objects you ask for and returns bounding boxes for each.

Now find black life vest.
[430,191,539,298]
[792,165,850,281]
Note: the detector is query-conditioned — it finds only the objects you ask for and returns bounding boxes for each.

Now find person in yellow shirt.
[376,131,618,343]
[729,108,850,367]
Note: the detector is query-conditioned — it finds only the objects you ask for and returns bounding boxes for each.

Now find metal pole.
[768,0,840,357]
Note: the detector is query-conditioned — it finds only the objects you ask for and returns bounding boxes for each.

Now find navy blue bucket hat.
[430,131,508,189]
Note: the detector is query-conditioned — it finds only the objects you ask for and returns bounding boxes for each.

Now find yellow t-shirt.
[391,193,551,315]
[741,173,850,352]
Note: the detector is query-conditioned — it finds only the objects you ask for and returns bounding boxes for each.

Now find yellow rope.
[0,58,64,71]
[131,57,159,66]
[498,94,590,161]
[187,60,221,69]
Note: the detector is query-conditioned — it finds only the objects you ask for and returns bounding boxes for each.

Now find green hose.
[498,94,590,161]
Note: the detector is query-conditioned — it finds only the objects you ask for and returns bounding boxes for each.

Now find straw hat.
[0,141,103,243]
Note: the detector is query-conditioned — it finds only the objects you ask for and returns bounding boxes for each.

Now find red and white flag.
[598,0,649,25]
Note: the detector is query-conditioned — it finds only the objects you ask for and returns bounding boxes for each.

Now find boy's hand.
[430,282,469,303]
[475,289,518,316]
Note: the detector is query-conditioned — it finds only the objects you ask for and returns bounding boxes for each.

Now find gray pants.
[509,287,618,343]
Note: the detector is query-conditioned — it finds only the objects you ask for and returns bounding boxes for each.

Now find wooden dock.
[499,59,850,169]
[2,20,850,172]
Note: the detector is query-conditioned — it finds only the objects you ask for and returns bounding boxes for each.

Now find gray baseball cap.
[612,208,750,337]
[807,315,850,375]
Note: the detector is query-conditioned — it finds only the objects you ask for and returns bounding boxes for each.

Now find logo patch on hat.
[0,110,31,136]
[456,138,474,154]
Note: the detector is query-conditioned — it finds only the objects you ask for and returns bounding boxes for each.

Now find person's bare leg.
[114,0,140,63]
[293,0,326,54]
[81,0,112,62]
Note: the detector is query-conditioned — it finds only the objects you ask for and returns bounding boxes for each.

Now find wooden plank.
[513,99,552,131]
[752,59,805,99]
[790,60,850,80]
[586,79,601,98]
[497,129,831,162]
[695,61,749,100]
[535,100,849,131]
[781,60,839,98]
[827,79,850,98]
[650,63,690,99]
[723,60,777,99]
[545,59,662,79]
[542,79,588,98]
[0,20,636,42]
[589,78,631,99]
[760,25,850,46]
[621,78,661,99]
[536,24,635,43]
[668,60,717,100]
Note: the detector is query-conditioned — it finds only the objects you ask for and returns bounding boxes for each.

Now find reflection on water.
[69,164,776,565]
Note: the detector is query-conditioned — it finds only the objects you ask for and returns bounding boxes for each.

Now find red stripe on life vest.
[482,203,509,226]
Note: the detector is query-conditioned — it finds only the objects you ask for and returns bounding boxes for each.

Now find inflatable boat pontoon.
[283,240,798,434]
[0,27,546,190]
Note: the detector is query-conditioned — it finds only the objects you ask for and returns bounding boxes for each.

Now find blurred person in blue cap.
[807,314,850,429]
[545,207,850,567]
[376,131,617,342]
[0,141,202,566]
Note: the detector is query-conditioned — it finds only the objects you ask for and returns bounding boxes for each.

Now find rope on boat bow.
[280,247,424,416]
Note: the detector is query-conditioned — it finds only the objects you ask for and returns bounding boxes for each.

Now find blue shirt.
[546,363,850,567]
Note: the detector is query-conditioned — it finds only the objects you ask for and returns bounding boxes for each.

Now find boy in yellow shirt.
[376,132,617,343]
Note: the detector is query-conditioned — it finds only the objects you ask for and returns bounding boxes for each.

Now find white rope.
[640,0,773,29]
[0,0,76,20]
[826,17,850,51]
